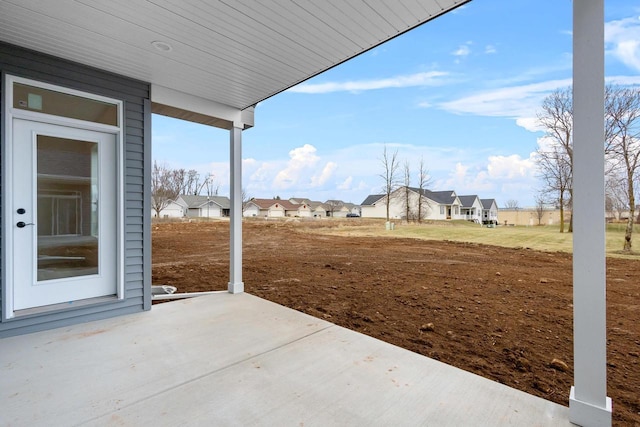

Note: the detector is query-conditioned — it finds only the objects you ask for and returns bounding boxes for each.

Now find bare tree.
[380,145,400,222]
[536,87,573,232]
[536,143,572,232]
[183,170,199,195]
[151,161,186,217]
[242,188,251,213]
[403,160,411,221]
[416,156,431,223]
[503,199,520,209]
[606,173,628,221]
[325,200,344,217]
[534,194,546,226]
[605,86,640,252]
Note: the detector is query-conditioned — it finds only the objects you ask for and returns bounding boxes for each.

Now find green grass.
[311,219,640,260]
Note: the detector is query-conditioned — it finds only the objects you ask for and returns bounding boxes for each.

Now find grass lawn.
[312,219,640,259]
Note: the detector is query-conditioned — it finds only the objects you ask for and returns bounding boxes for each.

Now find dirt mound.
[153,220,640,425]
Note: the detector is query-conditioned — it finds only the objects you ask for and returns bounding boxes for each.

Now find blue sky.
[152,0,640,207]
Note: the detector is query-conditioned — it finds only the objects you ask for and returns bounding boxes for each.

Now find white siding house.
[459,195,484,223]
[161,200,186,218]
[481,199,499,225]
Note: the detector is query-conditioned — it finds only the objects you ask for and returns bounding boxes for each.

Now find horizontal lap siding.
[0,42,151,337]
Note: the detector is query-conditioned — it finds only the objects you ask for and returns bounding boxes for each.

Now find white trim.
[2,75,125,319]
[152,84,247,127]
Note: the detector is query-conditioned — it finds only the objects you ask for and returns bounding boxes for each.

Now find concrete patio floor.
[1,293,571,426]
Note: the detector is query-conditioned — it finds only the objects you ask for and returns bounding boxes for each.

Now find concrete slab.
[0,293,570,426]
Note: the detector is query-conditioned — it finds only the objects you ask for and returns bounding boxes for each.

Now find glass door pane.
[37,135,99,281]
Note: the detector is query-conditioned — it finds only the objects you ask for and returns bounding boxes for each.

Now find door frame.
[2,74,125,319]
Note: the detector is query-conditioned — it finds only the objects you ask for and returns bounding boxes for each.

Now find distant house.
[427,190,463,220]
[244,198,311,217]
[180,195,231,218]
[344,202,361,217]
[159,199,186,218]
[480,199,499,225]
[308,201,328,217]
[458,195,483,223]
[360,187,465,220]
[289,197,312,205]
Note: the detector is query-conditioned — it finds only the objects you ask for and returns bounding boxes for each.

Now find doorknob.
[16,222,34,228]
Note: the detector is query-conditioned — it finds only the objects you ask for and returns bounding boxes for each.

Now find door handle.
[16,222,34,228]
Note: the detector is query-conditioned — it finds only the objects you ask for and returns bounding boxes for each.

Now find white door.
[11,119,117,310]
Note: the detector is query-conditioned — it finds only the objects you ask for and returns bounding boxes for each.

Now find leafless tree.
[242,188,250,213]
[534,194,546,226]
[402,160,412,221]
[536,87,573,232]
[325,200,344,217]
[380,145,400,222]
[606,173,628,221]
[416,156,431,223]
[151,161,186,217]
[536,143,572,232]
[605,85,640,251]
[503,199,520,209]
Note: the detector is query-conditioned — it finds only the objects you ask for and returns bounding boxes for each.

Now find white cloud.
[486,154,535,180]
[338,176,353,190]
[273,144,320,189]
[606,16,640,72]
[485,45,497,54]
[436,152,539,206]
[311,162,337,187]
[440,78,572,119]
[452,44,471,57]
[288,71,449,94]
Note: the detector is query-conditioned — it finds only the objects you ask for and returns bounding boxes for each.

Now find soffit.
[0,0,468,112]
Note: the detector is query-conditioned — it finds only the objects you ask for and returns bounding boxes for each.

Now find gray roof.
[481,199,497,210]
[180,195,230,209]
[361,194,385,206]
[458,195,480,208]
[424,190,457,205]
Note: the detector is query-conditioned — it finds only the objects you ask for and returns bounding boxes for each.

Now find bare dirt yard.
[152,219,639,425]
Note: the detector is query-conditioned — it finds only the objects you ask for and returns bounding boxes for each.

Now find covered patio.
[0,0,612,425]
[1,292,569,426]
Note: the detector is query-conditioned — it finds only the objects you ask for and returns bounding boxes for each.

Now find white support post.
[228,124,244,294]
[570,1,612,426]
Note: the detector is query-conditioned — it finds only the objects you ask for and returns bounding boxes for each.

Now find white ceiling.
[0,0,468,115]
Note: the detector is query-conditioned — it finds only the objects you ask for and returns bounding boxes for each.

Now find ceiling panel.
[0,0,469,112]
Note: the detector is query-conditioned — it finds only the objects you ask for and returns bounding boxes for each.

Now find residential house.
[427,190,463,220]
[344,203,362,217]
[244,199,311,218]
[159,199,186,218]
[180,195,231,218]
[324,199,349,217]
[308,201,328,217]
[289,197,312,205]
[361,187,465,221]
[481,199,499,225]
[458,195,483,223]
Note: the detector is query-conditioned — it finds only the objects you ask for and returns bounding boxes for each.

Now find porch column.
[570,1,611,426]
[228,123,244,293]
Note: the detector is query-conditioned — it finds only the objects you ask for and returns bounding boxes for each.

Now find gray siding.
[0,42,151,337]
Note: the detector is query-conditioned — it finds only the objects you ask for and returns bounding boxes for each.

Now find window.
[440,206,445,215]
[13,83,118,126]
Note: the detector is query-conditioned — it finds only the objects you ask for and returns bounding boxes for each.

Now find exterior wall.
[0,42,151,337]
[499,208,566,226]
[162,201,185,218]
[461,199,483,222]
[243,204,260,217]
[362,192,442,220]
